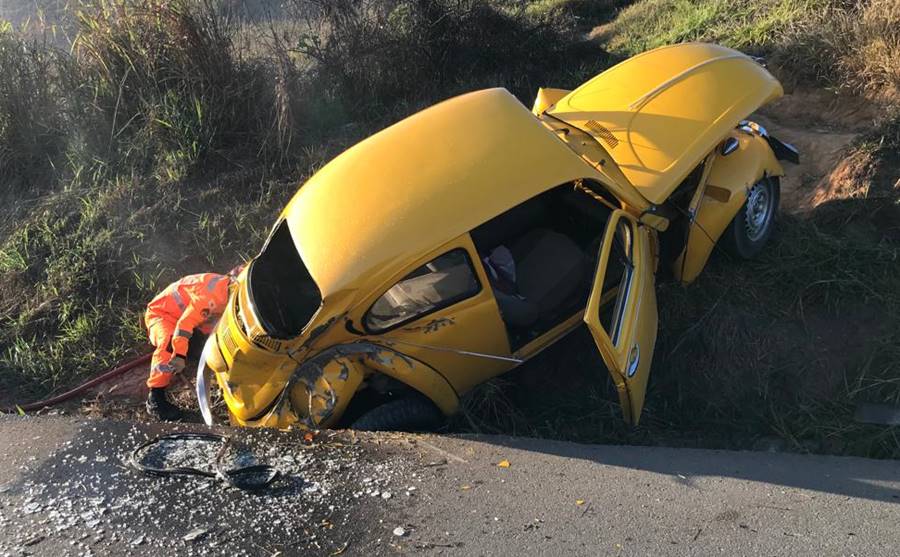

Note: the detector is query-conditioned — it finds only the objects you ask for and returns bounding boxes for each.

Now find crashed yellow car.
[197,43,798,430]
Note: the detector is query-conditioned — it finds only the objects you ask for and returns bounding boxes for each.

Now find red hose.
[4,352,152,413]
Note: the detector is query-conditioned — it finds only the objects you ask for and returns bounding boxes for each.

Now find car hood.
[548,43,783,206]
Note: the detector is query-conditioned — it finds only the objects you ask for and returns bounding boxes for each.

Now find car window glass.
[599,220,634,346]
[365,249,480,332]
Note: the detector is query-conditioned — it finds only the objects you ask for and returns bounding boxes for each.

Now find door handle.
[626,344,640,377]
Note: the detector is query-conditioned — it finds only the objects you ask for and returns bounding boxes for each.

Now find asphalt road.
[0,415,898,556]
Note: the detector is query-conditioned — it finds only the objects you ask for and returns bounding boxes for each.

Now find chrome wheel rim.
[744,182,773,242]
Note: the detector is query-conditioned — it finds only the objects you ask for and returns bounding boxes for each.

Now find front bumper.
[196,336,217,426]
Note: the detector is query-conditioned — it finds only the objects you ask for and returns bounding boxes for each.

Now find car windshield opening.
[248,220,322,339]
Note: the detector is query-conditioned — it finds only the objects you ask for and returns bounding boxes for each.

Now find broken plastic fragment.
[330,541,350,556]
[392,527,407,537]
[183,528,208,542]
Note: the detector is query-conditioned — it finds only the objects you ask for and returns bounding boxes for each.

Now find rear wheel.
[350,393,445,432]
[721,177,779,259]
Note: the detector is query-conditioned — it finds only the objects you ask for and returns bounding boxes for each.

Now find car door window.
[364,249,480,332]
[600,220,633,346]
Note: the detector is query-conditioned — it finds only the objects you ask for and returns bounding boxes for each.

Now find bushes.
[0,0,609,192]
[0,0,296,191]
[774,0,900,101]
[73,0,285,178]
[291,0,606,116]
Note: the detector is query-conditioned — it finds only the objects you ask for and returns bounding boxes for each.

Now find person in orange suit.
[144,266,243,420]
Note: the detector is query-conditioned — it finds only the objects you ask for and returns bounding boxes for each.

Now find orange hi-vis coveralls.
[145,273,232,389]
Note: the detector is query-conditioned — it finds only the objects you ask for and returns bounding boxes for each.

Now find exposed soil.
[756,90,883,212]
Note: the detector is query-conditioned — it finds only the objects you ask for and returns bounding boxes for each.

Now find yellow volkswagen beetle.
[197,43,798,430]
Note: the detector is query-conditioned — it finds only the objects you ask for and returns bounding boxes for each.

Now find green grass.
[596,0,900,99]
[596,0,828,53]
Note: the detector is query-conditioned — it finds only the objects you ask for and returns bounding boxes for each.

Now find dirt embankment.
[758,90,895,212]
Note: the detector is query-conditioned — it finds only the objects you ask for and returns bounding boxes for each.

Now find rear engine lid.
[548,43,783,206]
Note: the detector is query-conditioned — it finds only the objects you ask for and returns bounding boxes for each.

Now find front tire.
[721,177,780,259]
[351,393,445,432]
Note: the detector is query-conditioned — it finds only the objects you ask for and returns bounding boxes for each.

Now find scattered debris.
[392,526,407,537]
[129,432,280,490]
[0,422,417,555]
[330,541,350,555]
[182,527,209,542]
[22,535,44,547]
[427,541,465,549]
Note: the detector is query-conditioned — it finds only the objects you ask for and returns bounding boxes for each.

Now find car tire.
[721,177,780,259]
[350,393,445,432]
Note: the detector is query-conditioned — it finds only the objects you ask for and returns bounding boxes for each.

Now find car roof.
[282,88,598,297]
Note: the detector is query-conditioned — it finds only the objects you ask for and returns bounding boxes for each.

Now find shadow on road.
[463,434,900,504]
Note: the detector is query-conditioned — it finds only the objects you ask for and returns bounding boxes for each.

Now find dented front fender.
[226,342,459,429]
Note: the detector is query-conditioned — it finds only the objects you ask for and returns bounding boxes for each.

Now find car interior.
[470,180,618,351]
[249,220,323,339]
[364,249,479,332]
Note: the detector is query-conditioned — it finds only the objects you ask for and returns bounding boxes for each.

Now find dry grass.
[596,0,900,102]
[0,25,68,193]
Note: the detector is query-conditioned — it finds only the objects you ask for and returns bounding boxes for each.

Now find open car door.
[584,210,659,425]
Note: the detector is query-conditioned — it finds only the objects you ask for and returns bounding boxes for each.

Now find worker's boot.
[146,388,183,421]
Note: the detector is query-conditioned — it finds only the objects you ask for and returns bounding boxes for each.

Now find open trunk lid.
[548,43,783,206]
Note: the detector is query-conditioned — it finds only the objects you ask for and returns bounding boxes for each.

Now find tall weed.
[0,25,68,193]
[73,0,282,177]
[289,0,605,116]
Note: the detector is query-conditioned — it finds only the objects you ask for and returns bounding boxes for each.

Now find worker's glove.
[170,356,186,374]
